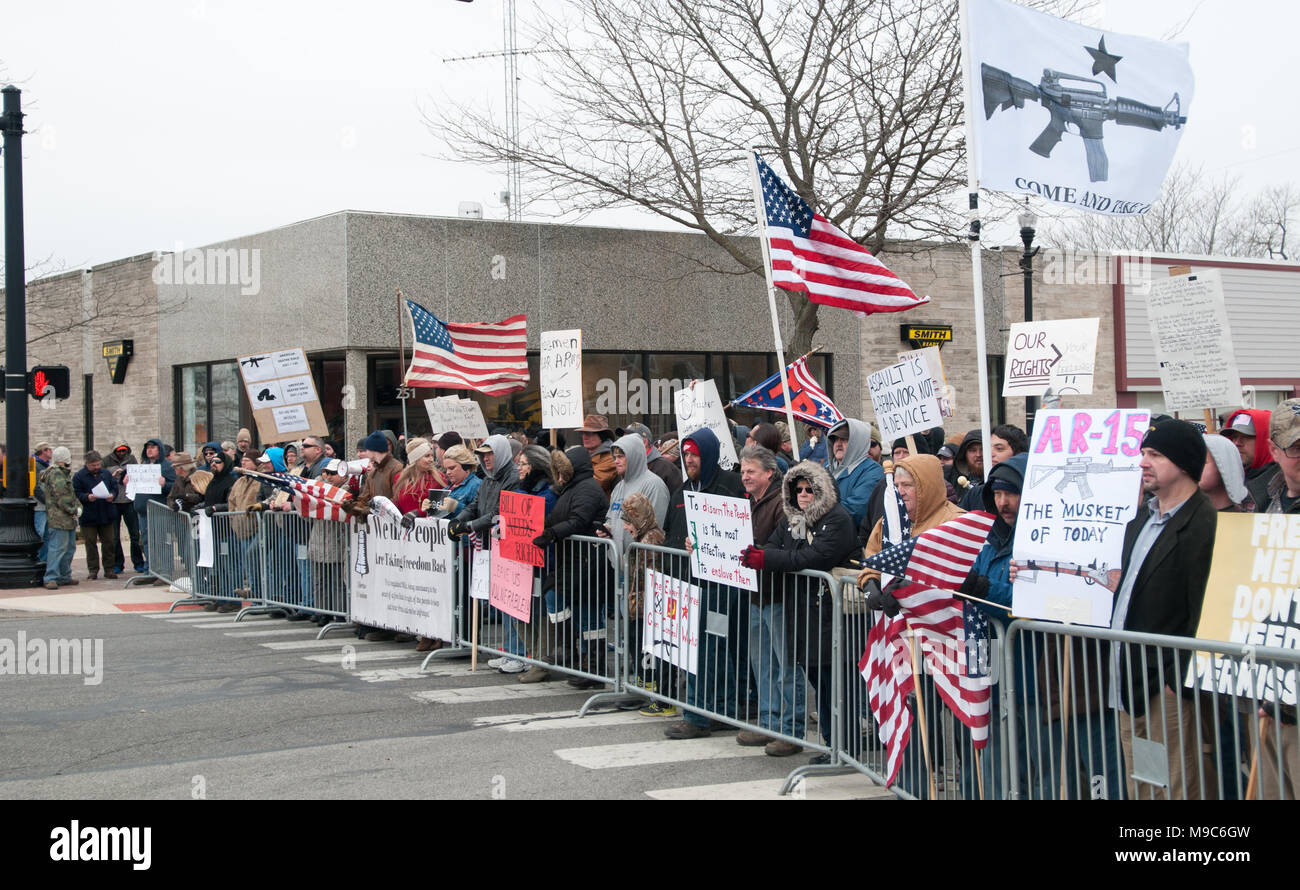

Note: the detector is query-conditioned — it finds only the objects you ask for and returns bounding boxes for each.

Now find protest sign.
[897,346,953,418]
[470,548,491,601]
[498,490,545,567]
[1184,513,1299,705]
[682,490,757,592]
[237,346,329,443]
[423,396,489,440]
[674,379,738,470]
[124,464,162,497]
[1012,408,1150,626]
[197,512,214,568]
[868,354,943,441]
[1002,318,1100,397]
[489,539,533,622]
[540,329,583,429]
[642,567,700,674]
[1143,270,1242,412]
[349,515,456,640]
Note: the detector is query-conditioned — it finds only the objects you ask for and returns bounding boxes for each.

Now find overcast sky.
[2,0,1296,274]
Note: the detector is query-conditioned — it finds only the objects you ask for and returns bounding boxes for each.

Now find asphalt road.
[0,608,888,800]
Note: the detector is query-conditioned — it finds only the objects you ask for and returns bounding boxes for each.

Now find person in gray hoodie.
[601,433,670,571]
[448,434,519,538]
[825,418,883,529]
[133,437,176,573]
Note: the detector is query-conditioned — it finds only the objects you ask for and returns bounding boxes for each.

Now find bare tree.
[1243,184,1298,261]
[430,0,995,355]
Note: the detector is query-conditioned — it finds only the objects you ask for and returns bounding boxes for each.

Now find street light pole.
[0,86,43,587]
[1019,205,1040,430]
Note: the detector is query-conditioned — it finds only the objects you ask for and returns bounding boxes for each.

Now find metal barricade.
[832,575,1009,800]
[466,535,624,710]
[1003,619,1300,800]
[147,501,205,612]
[253,510,352,633]
[185,509,263,617]
[624,541,842,785]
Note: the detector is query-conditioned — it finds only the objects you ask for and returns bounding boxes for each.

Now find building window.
[174,361,253,454]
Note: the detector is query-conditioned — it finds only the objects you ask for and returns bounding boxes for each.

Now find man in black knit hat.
[1108,418,1217,800]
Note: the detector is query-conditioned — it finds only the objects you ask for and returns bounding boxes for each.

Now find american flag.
[730,355,844,428]
[861,510,997,747]
[404,298,528,396]
[263,472,353,522]
[858,474,914,785]
[754,153,928,316]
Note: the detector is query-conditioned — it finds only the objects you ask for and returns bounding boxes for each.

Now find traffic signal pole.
[0,86,45,587]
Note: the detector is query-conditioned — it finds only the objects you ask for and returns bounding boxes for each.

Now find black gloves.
[532,529,554,549]
[959,569,990,599]
[863,576,903,617]
[447,519,469,537]
[400,511,417,531]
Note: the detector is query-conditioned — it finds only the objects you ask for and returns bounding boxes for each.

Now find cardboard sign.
[1002,318,1100,397]
[673,379,738,470]
[540,329,583,429]
[1185,513,1299,705]
[237,346,329,444]
[897,346,953,418]
[1143,271,1242,412]
[683,491,757,592]
[470,547,491,601]
[1012,408,1150,627]
[489,538,533,622]
[197,512,215,568]
[642,567,701,674]
[348,515,456,639]
[498,490,545,567]
[124,464,162,497]
[423,396,489,440]
[867,355,943,440]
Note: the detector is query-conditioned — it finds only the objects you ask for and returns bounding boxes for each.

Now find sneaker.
[765,739,803,757]
[518,665,551,683]
[639,702,678,718]
[664,721,710,740]
[736,730,770,747]
[487,656,508,668]
[498,658,527,674]
[43,582,59,590]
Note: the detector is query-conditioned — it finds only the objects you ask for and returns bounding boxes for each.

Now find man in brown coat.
[578,414,618,496]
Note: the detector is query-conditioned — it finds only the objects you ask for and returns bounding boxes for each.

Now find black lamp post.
[0,86,43,588]
[1018,204,1040,429]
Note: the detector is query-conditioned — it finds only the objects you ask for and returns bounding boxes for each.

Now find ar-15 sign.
[1012,408,1150,626]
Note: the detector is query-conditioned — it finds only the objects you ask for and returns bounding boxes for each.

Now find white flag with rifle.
[968,0,1193,215]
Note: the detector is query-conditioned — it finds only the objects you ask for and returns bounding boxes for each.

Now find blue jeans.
[35,510,48,563]
[501,617,526,657]
[684,582,739,728]
[43,527,75,584]
[747,599,806,737]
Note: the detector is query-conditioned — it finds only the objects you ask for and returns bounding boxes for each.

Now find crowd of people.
[23,395,1300,799]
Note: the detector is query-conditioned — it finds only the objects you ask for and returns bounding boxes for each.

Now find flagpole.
[395,287,410,442]
[959,0,993,477]
[748,149,801,459]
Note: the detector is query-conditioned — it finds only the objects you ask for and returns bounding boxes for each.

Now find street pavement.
[0,556,892,800]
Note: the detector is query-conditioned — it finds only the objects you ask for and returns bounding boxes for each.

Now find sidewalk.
[0,551,199,615]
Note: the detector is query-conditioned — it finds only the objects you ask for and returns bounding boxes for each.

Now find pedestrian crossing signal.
[27,365,70,400]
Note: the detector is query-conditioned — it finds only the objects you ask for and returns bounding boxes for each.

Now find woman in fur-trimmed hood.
[744,460,858,573]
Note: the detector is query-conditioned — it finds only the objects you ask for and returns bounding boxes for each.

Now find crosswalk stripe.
[299,650,421,665]
[260,638,393,651]
[553,736,766,769]
[645,775,893,801]
[224,627,321,638]
[353,665,476,683]
[409,681,585,704]
[474,710,650,731]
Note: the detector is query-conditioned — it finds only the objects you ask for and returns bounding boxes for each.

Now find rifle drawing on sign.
[241,355,267,369]
[981,64,1187,182]
[1029,456,1137,499]
[1018,558,1115,588]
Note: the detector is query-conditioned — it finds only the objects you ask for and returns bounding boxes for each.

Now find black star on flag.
[1085,35,1122,82]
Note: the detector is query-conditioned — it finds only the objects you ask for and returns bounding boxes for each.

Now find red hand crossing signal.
[27,365,70,400]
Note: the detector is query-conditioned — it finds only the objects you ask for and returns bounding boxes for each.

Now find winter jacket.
[645,450,683,496]
[458,435,518,535]
[132,437,177,513]
[446,473,482,521]
[622,492,666,616]
[588,440,618,497]
[664,428,744,550]
[825,418,884,529]
[605,433,670,569]
[859,454,965,588]
[746,475,785,605]
[170,471,210,514]
[102,441,136,505]
[360,451,403,503]
[1224,408,1279,510]
[540,447,609,543]
[1260,470,1300,516]
[40,464,80,531]
[226,475,269,539]
[73,465,120,526]
[201,444,238,510]
[758,460,859,666]
[968,454,1027,619]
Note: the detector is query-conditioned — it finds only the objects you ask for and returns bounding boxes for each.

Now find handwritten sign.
[498,490,545,567]
[349,515,456,639]
[540,329,583,429]
[1012,409,1150,626]
[673,379,738,470]
[489,538,533,622]
[642,567,700,674]
[124,464,161,497]
[1144,271,1242,412]
[197,512,214,568]
[424,396,489,440]
[683,491,756,592]
[867,355,942,440]
[1185,513,1299,705]
[470,547,491,601]
[897,346,953,418]
[1002,318,1099,398]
